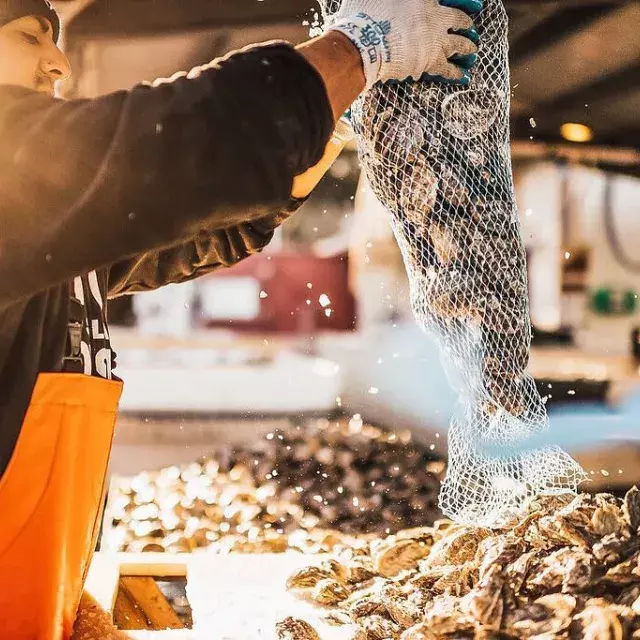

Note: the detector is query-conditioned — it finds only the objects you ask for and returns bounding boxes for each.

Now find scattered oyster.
[276,618,320,640]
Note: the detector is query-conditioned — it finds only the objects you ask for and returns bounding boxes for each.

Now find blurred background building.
[49,0,640,549]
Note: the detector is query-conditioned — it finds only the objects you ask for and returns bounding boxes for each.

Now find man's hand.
[72,592,130,640]
[327,0,481,88]
[293,0,480,198]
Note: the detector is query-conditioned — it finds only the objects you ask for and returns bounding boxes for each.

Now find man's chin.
[35,81,55,96]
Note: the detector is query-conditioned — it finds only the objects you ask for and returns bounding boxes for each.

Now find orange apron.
[0,373,123,639]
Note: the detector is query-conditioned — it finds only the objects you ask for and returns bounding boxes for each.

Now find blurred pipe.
[511,140,640,168]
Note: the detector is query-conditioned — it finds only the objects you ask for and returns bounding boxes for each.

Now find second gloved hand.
[326,0,481,89]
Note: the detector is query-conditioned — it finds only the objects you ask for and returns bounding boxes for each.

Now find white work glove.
[326,0,481,89]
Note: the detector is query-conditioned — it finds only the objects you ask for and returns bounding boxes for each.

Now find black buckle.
[62,296,85,374]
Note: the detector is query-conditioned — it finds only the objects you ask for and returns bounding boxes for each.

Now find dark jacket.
[0,41,334,476]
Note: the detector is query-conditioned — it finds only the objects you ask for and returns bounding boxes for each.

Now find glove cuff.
[328,13,392,89]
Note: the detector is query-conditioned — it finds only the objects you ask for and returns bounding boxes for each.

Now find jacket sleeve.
[0,42,333,310]
[107,202,300,297]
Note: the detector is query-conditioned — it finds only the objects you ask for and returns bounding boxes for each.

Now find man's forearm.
[107,209,295,298]
[0,43,334,309]
[297,32,366,122]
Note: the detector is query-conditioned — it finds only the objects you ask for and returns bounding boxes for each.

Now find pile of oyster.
[279,488,640,639]
[227,418,443,535]
[104,418,443,553]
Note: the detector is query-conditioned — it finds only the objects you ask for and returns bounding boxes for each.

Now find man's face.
[0,15,70,96]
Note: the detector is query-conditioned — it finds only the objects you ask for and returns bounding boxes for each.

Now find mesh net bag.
[319,0,587,527]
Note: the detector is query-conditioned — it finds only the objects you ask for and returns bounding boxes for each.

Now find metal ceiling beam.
[61,0,628,38]
[66,0,317,38]
[510,2,640,108]
[598,126,640,151]
[532,60,640,130]
[506,4,559,45]
[509,3,617,65]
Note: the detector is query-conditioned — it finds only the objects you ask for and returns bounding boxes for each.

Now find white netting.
[320,0,587,527]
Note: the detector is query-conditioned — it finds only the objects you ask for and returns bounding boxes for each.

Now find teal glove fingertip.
[450,53,478,70]
[455,26,480,45]
[458,70,472,86]
[440,0,483,15]
[420,69,472,86]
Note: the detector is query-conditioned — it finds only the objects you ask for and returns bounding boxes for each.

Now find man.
[0,0,479,637]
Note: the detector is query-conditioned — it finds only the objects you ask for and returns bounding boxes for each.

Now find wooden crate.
[85,553,194,639]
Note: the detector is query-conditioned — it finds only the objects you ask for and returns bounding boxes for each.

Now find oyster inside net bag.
[318,0,587,527]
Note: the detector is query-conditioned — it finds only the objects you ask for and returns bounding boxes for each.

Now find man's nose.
[41,45,72,82]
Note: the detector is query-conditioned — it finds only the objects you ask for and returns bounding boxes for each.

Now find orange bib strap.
[0,373,123,640]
